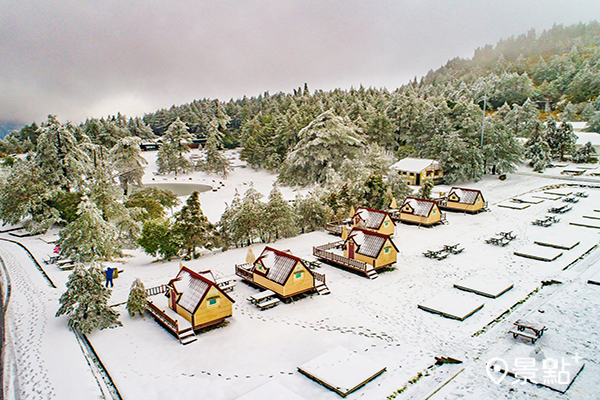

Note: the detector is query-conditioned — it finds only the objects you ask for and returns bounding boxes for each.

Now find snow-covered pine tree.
[172,191,216,259]
[111,136,147,195]
[34,115,89,191]
[126,278,147,317]
[264,184,296,241]
[55,263,121,334]
[198,126,232,176]
[59,197,122,263]
[218,190,242,247]
[138,219,180,260]
[572,141,597,163]
[235,185,266,245]
[525,134,552,172]
[157,118,193,175]
[294,192,331,234]
[278,110,364,186]
[418,179,434,200]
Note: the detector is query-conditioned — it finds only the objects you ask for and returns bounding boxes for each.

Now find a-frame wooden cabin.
[236,246,328,298]
[167,266,235,331]
[351,207,396,236]
[441,187,487,213]
[343,227,398,270]
[399,197,445,226]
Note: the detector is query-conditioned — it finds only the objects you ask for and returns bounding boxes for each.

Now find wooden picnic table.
[247,290,280,310]
[443,244,464,254]
[216,277,236,292]
[509,319,547,343]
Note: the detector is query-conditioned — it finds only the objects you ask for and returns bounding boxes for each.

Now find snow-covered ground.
[2,152,600,400]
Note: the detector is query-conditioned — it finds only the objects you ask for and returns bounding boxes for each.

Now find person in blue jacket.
[104,267,115,288]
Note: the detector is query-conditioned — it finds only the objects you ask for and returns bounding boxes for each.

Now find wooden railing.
[313,246,369,273]
[313,271,326,284]
[235,263,254,282]
[325,221,344,235]
[146,284,168,296]
[314,241,344,251]
[146,300,179,334]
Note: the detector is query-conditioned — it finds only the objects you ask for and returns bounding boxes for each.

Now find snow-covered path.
[0,239,101,399]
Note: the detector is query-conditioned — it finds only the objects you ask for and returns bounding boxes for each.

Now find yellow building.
[443,187,487,213]
[352,207,396,236]
[238,246,322,299]
[344,227,398,269]
[391,158,443,185]
[167,267,235,331]
[399,197,444,226]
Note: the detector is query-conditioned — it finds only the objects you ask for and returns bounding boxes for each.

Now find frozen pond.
[144,182,212,196]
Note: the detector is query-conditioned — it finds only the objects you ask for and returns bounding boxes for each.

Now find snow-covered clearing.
[1,152,600,399]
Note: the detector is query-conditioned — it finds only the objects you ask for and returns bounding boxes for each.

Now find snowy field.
[2,151,600,400]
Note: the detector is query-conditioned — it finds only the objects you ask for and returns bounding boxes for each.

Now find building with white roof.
[390,157,443,185]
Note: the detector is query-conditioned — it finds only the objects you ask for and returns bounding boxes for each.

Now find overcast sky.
[1,1,600,124]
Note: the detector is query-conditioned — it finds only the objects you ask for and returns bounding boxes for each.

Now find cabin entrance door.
[415,173,421,185]
[348,242,355,259]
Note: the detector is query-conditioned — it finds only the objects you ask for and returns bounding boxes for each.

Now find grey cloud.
[1,0,599,123]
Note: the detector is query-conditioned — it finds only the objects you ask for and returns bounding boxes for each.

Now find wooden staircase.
[315,283,331,295]
[365,269,379,280]
[177,326,197,345]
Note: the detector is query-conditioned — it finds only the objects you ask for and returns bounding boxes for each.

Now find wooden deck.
[145,300,197,345]
[312,242,378,279]
[235,263,254,282]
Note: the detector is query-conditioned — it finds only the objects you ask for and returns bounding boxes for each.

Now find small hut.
[351,207,396,236]
[399,197,445,226]
[236,247,328,298]
[390,158,443,185]
[443,187,487,213]
[344,227,398,269]
[167,266,235,331]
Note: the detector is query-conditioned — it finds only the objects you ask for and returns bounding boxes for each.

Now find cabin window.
[207,296,220,307]
[432,209,436,214]
[384,247,390,253]
[295,272,303,279]
[384,221,389,226]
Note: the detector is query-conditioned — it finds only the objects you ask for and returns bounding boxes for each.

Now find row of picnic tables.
[423,243,464,260]
[485,231,517,246]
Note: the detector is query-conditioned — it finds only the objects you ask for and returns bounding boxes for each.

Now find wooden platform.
[453,277,513,298]
[418,291,484,321]
[569,219,600,229]
[533,237,581,250]
[532,194,561,201]
[514,245,563,262]
[497,203,530,210]
[298,346,386,397]
[489,347,584,394]
[544,188,573,196]
[511,195,544,204]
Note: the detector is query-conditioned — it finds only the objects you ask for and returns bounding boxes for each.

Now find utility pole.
[480,95,486,147]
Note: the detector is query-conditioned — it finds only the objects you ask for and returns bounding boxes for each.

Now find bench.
[43,255,60,265]
[256,298,280,310]
[508,329,540,343]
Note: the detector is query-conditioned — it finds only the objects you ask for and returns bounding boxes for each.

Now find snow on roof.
[575,131,600,146]
[347,228,389,258]
[402,197,435,217]
[353,207,388,229]
[390,157,440,173]
[172,268,211,313]
[257,247,302,285]
[448,187,482,205]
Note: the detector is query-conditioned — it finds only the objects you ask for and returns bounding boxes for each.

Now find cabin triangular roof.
[346,227,397,258]
[169,267,235,314]
[448,187,483,205]
[255,246,312,285]
[402,197,436,217]
[353,207,392,230]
